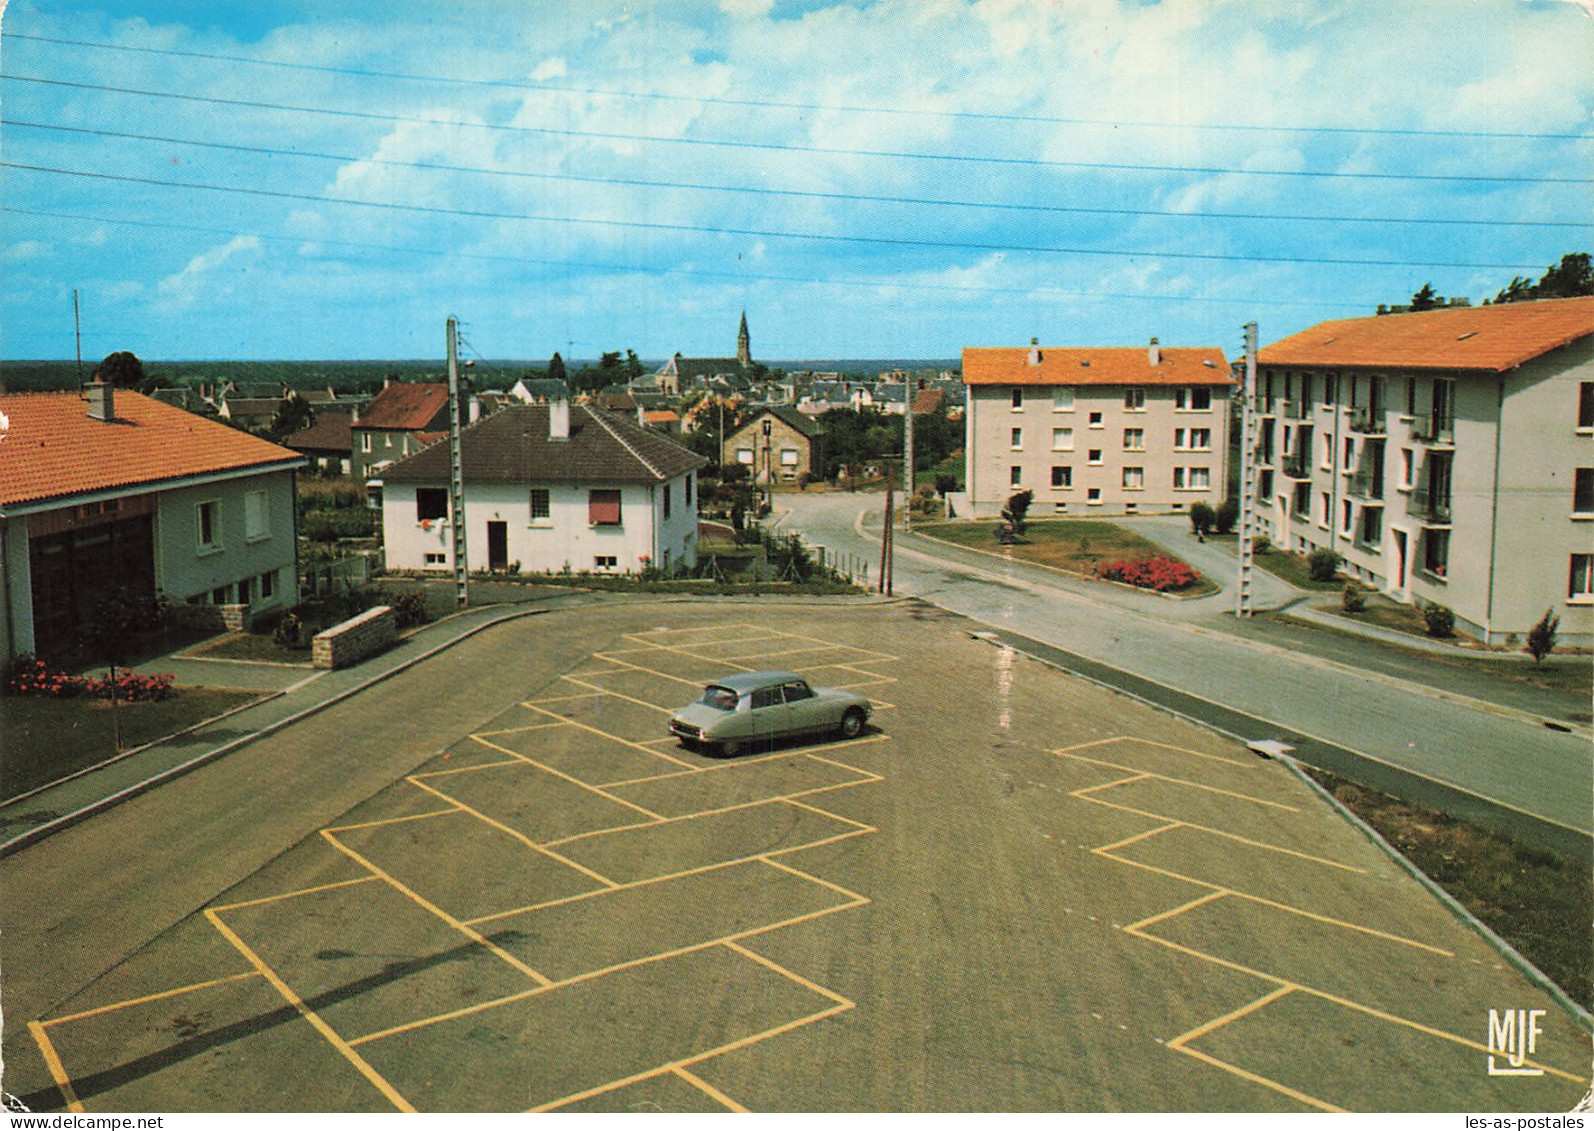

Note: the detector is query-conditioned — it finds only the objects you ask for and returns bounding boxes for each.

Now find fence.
[300,551,381,600]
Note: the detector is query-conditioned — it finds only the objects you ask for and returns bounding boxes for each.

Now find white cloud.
[719,0,775,18]
[531,57,568,81]
[157,236,262,306]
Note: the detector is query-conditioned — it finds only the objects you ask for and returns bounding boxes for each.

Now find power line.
[4,162,1558,270]
[7,29,1591,144]
[9,119,1585,232]
[0,206,1383,310]
[5,73,1589,186]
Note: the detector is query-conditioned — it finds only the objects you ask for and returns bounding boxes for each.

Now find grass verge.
[1249,548,1345,591]
[917,518,1218,596]
[1305,765,1592,1011]
[1,688,261,802]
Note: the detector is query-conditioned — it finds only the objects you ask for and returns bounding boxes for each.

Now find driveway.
[3,601,1584,1112]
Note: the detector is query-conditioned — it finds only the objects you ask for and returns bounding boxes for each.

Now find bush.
[1213,498,1239,535]
[1423,602,1456,638]
[3,655,173,700]
[1526,608,1559,665]
[1307,548,1342,582]
[1342,582,1367,613]
[273,612,306,649]
[1095,555,1201,593]
[1252,535,1271,556]
[1189,502,1215,536]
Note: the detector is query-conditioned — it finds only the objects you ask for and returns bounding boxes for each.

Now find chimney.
[86,379,115,422]
[1027,337,1043,366]
[549,398,570,441]
[1148,337,1161,367]
[638,405,648,428]
[468,395,482,425]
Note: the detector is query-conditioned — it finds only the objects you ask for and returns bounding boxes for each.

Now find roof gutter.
[1,457,307,519]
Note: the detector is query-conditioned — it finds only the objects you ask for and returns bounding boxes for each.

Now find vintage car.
[668,670,873,757]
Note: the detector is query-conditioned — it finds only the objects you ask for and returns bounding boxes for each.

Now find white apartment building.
[1255,295,1594,644]
[963,340,1233,517]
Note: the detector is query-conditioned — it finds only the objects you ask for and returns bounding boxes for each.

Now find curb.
[908,526,1218,601]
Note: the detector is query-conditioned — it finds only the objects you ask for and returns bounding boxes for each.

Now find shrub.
[1526,608,1559,665]
[273,612,306,649]
[1341,582,1367,613]
[1189,502,1215,536]
[5,655,82,698]
[80,670,174,702]
[1213,498,1239,535]
[1252,535,1271,555]
[1095,555,1201,593]
[1001,489,1034,534]
[1423,602,1456,638]
[390,590,430,629]
[1307,548,1342,582]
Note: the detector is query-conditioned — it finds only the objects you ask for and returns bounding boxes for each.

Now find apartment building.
[1254,295,1594,644]
[963,340,1233,517]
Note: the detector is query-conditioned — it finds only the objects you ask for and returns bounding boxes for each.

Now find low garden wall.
[168,602,251,634]
[312,605,396,670]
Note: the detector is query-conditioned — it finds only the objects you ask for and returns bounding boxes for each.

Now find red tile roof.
[0,390,303,510]
[963,346,1231,387]
[1259,296,1594,373]
[354,383,451,430]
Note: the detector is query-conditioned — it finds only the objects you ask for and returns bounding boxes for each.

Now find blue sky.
[3,0,1590,362]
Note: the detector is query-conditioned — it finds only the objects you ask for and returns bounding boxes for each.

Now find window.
[1174,428,1187,450]
[782,679,816,703]
[594,555,618,570]
[1322,433,1335,470]
[1011,427,1023,449]
[1575,468,1594,514]
[1051,466,1072,489]
[1124,387,1145,411]
[245,490,270,541]
[1010,466,1023,487]
[1361,506,1382,545]
[780,448,799,466]
[424,552,446,567]
[1571,553,1594,601]
[1173,468,1186,490]
[416,488,449,522]
[1319,490,1332,526]
[1123,428,1144,451]
[1176,387,1212,411]
[529,488,551,521]
[1052,387,1074,412]
[1087,449,1103,465]
[737,448,754,465]
[260,569,276,599]
[1343,436,1356,472]
[663,482,673,520]
[1322,374,1338,405]
[361,433,373,453]
[1189,467,1210,490]
[1123,466,1144,490]
[1405,376,1418,416]
[1088,411,1103,428]
[237,577,252,606]
[1399,448,1415,490]
[1259,469,1274,499]
[1341,499,1354,536]
[1423,529,1449,577]
[686,474,694,507]
[1087,487,1102,504]
[588,489,622,526]
[1052,427,1074,451]
[1011,388,1023,410]
[197,500,221,552]
[1191,428,1211,450]
[1580,383,1594,430]
[751,686,782,710]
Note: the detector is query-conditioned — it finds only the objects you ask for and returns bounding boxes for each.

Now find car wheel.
[838,708,866,740]
[717,737,743,758]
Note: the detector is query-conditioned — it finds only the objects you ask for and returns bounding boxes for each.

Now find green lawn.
[1307,767,1592,1010]
[1249,548,1345,591]
[917,518,1217,595]
[1,688,261,801]
[1319,596,1458,640]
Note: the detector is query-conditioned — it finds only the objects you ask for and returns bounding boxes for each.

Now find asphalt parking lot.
[7,600,1588,1112]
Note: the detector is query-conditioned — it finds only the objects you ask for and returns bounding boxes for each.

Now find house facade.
[380,402,706,577]
[1255,296,1594,644]
[963,341,1233,517]
[725,407,824,485]
[0,386,304,663]
[352,382,452,486]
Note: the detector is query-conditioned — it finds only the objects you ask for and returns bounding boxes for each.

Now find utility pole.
[1237,321,1258,617]
[878,457,895,596]
[446,317,470,608]
[73,289,84,385]
[903,381,915,533]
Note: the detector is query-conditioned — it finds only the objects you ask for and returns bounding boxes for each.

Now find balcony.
[1410,487,1452,525]
[1412,412,1455,446]
[1283,399,1313,421]
[1280,455,1311,479]
[1348,405,1387,435]
[1347,472,1385,502]
[1252,395,1277,417]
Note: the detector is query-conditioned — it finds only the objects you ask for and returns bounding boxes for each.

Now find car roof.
[710,670,806,692]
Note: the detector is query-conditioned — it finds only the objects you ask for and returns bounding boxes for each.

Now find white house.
[0,385,305,663]
[380,401,707,576]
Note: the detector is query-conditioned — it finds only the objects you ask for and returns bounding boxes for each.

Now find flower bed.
[4,655,175,701]
[1094,555,1201,593]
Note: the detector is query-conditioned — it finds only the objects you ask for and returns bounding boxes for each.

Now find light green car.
[668,670,873,757]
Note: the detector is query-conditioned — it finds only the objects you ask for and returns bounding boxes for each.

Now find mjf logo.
[1486,1008,1546,1076]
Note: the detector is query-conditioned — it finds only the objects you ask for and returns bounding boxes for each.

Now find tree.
[624,350,644,381]
[1491,252,1593,304]
[268,392,314,441]
[547,352,567,385]
[94,351,145,388]
[1189,501,1215,536]
[1409,283,1441,312]
[1526,608,1559,665]
[1001,489,1033,534]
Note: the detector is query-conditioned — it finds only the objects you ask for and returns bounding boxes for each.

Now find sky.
[1,0,1590,363]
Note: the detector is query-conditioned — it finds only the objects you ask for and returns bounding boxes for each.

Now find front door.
[487,521,508,570]
[1391,528,1409,597]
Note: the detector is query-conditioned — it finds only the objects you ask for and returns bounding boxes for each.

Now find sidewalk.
[0,590,599,857]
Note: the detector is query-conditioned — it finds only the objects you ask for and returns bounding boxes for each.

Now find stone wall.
[312,605,396,670]
[168,602,251,634]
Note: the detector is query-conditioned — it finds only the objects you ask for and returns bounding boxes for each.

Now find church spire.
[737,310,751,368]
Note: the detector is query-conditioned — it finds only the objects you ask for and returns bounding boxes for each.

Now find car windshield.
[699,685,739,711]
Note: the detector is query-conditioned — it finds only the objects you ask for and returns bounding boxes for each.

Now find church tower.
[737,310,751,368]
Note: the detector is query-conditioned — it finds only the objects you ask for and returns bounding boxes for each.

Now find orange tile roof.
[963,346,1232,387]
[0,390,303,510]
[354,382,451,430]
[1259,296,1594,373]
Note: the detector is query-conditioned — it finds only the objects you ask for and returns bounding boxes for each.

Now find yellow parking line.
[591,652,705,687]
[1173,1041,1342,1113]
[1070,772,1154,799]
[404,776,619,889]
[673,1065,748,1112]
[322,807,461,834]
[723,940,854,1007]
[1082,795,1368,873]
[205,908,416,1112]
[601,733,890,789]
[758,854,871,906]
[320,830,554,987]
[1092,819,1182,855]
[1053,735,1254,768]
[1062,753,1298,811]
[409,758,524,779]
[523,692,606,705]
[470,734,670,816]
[519,704,699,771]
[28,1021,84,1113]
[559,676,676,714]
[472,721,569,737]
[212,875,382,914]
[43,971,265,1027]
[1167,983,1297,1051]
[1122,890,1230,934]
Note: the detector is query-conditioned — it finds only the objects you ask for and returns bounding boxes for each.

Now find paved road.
[780,493,1593,840]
